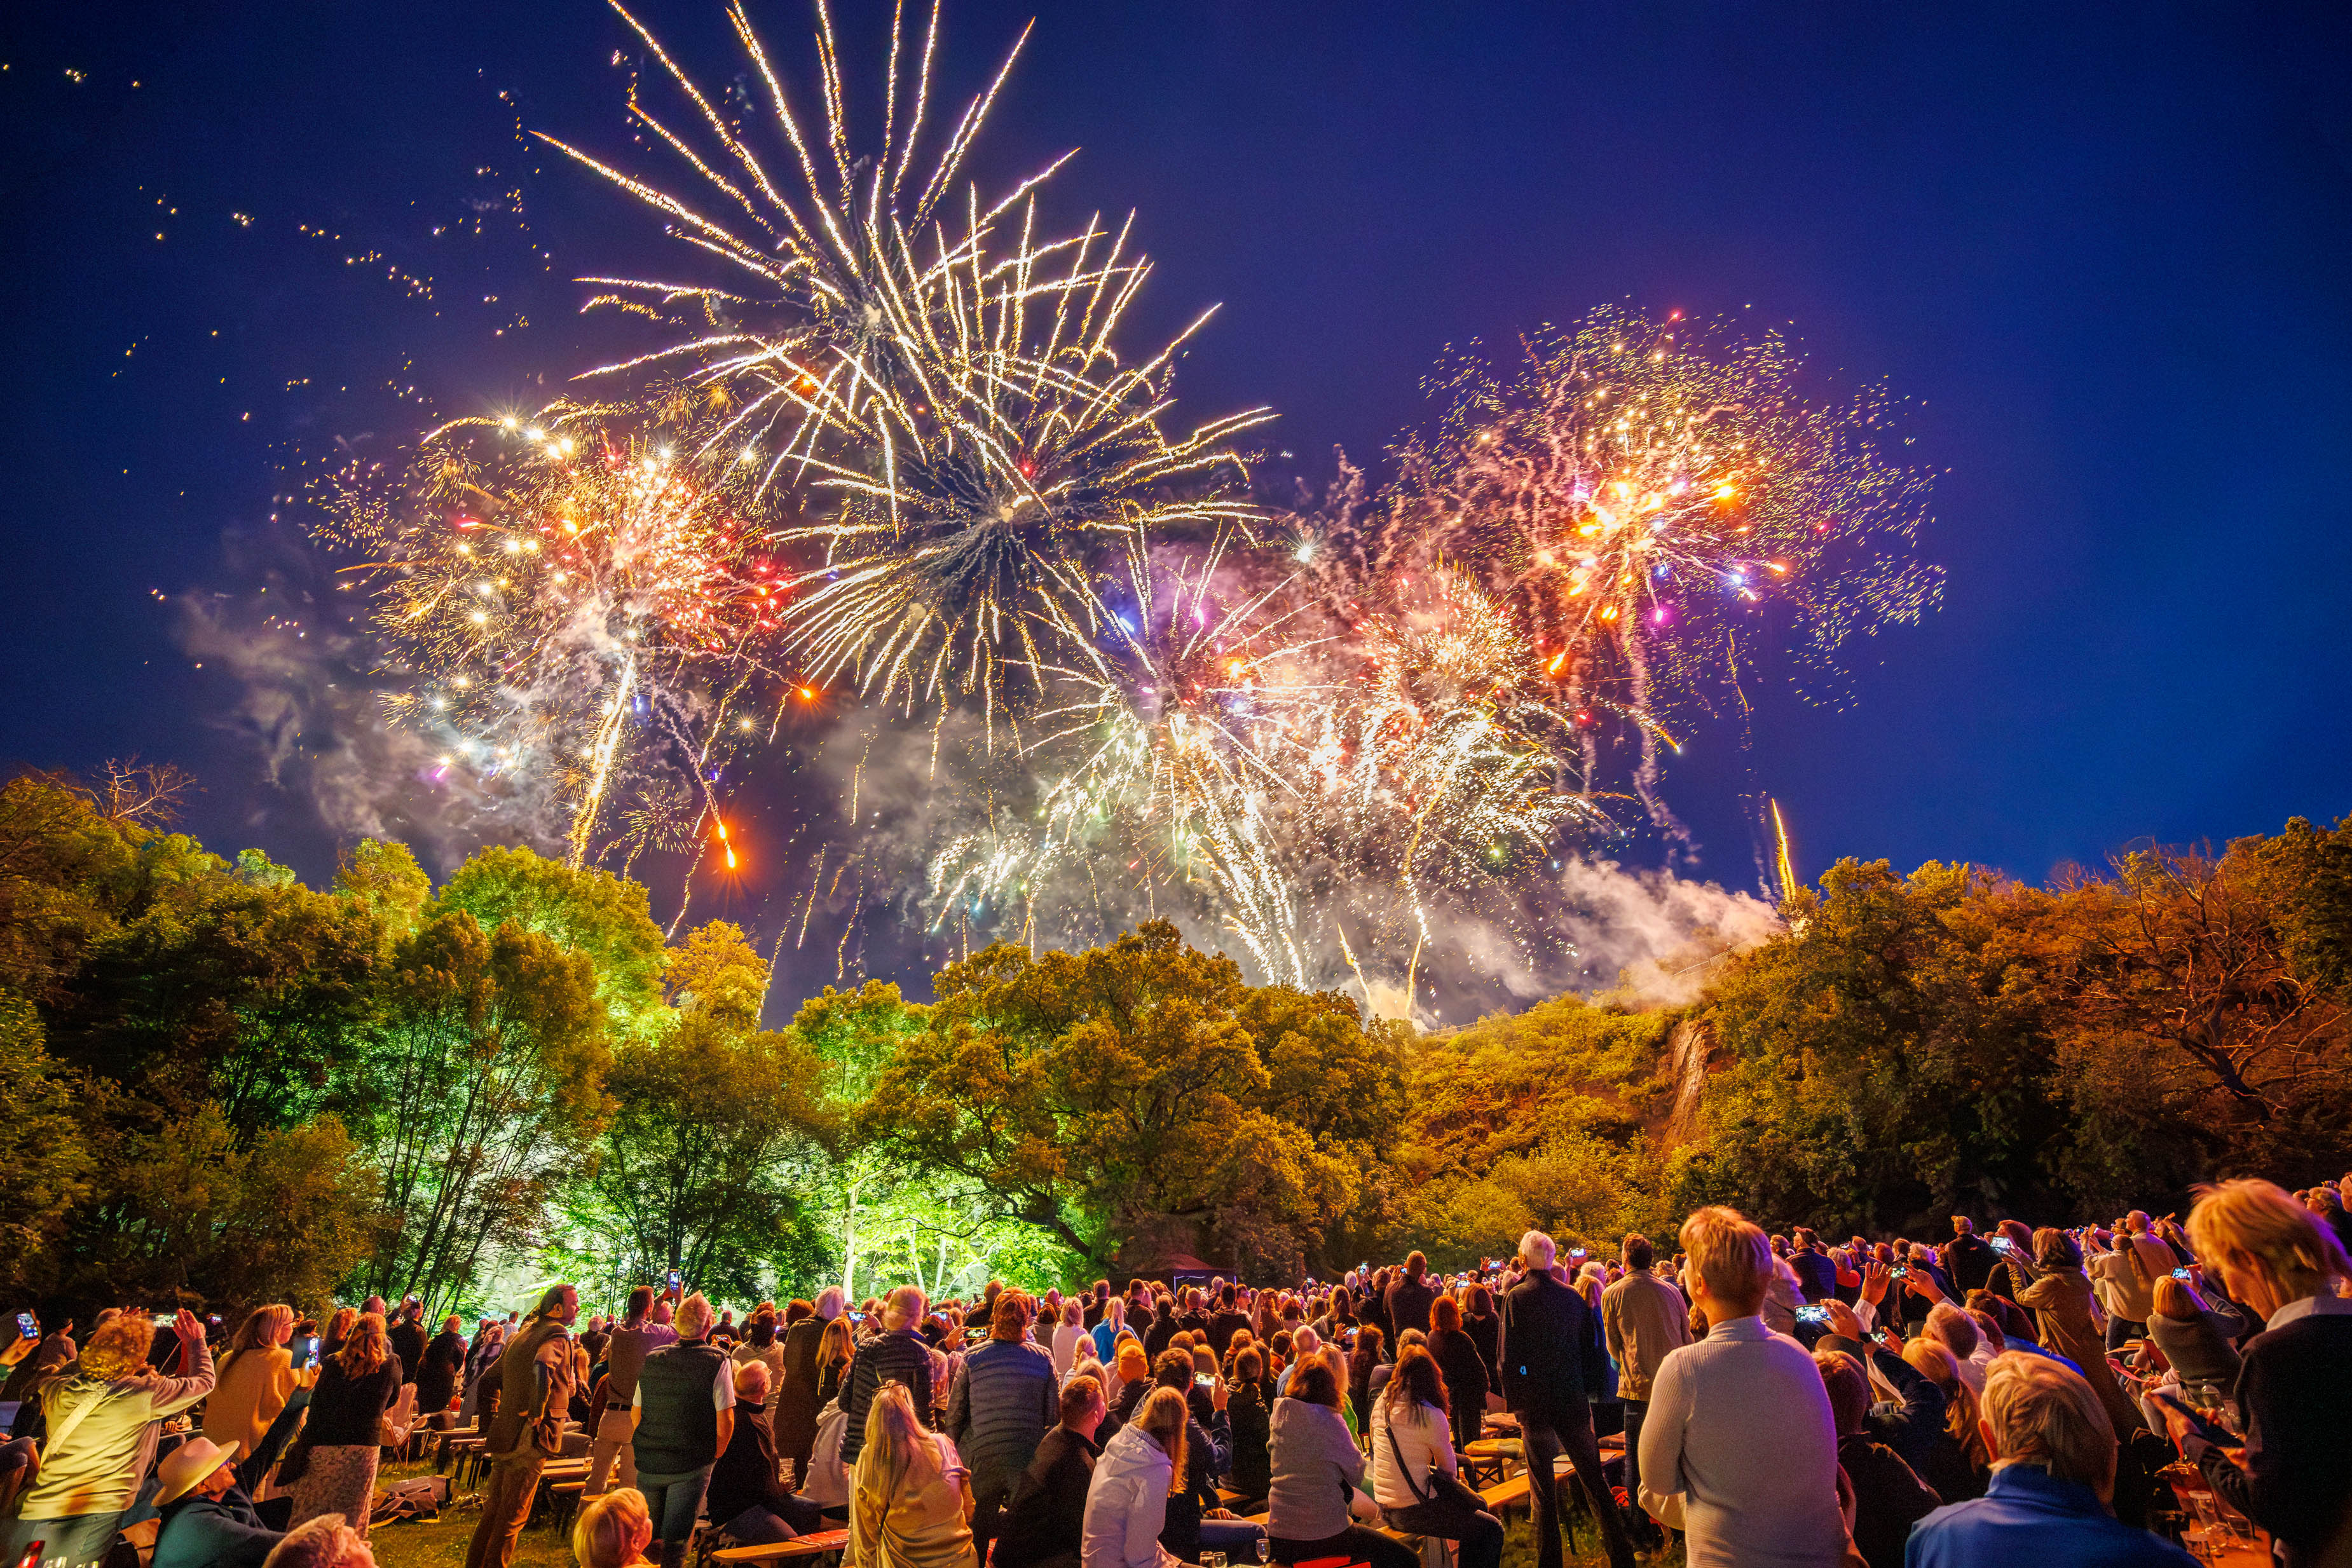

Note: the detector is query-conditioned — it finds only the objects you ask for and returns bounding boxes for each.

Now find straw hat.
[154,1437,241,1506]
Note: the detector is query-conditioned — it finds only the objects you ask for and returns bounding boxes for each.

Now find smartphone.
[1568,1248,1587,1260]
[847,1311,865,1323]
[1987,1236,2014,1253]
[154,1313,177,1328]
[1194,1372,1215,1387]
[666,1269,682,1292]
[2173,1267,2191,1280]
[1795,1305,1829,1324]
[306,1336,321,1356]
[1890,1266,1910,1279]
[14,1313,34,1338]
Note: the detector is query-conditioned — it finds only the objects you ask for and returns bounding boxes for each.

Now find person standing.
[1384,1253,1439,1342]
[1424,1296,1489,1456]
[775,1286,842,1483]
[948,1291,1060,1568]
[1636,1208,1845,1568]
[589,1286,678,1498]
[414,1315,469,1429]
[462,1286,580,1568]
[1599,1232,1690,1550]
[0,1309,215,1568]
[1945,1218,1999,1296]
[1500,1231,1638,1568]
[287,1312,402,1537]
[840,1286,935,1470]
[2174,1180,2352,1568]
[205,1306,308,1494]
[631,1293,736,1568]
[386,1300,428,1387]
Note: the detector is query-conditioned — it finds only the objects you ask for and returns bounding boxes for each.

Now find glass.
[1202,1554,1226,1568]
[1255,1541,1271,1566]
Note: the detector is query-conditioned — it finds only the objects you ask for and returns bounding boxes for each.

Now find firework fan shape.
[538,0,1270,725]
[322,399,789,868]
[1374,303,1942,833]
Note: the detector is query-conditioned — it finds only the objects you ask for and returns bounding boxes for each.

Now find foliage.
[861,922,1402,1279]
[344,910,613,1314]
[7,758,2350,1316]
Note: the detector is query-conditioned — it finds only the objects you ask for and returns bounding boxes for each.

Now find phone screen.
[1194,1372,1215,1387]
[2173,1267,2191,1280]
[666,1271,682,1291]
[1795,1306,1829,1324]
[14,1314,33,1338]
[153,1313,176,1328]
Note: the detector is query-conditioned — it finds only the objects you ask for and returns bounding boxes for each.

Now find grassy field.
[361,1461,1679,1568]
[366,1459,573,1568]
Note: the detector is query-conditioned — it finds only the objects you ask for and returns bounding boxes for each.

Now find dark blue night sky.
[3,3,2347,1000]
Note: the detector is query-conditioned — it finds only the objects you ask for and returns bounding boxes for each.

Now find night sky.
[4,3,2348,1000]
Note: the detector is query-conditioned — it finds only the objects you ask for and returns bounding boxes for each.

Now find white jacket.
[1367,1400,1456,1510]
[1081,1422,1175,1568]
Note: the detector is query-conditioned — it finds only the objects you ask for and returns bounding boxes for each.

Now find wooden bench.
[708,1528,851,1567]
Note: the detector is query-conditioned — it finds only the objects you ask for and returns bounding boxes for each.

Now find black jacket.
[839,1328,934,1466]
[1944,1233,1999,1295]
[1224,1386,1270,1501]
[2200,1310,2352,1568]
[1384,1277,1439,1340]
[1836,1433,1939,1568]
[1497,1272,1607,1422]
[995,1426,1098,1568]
[416,1329,468,1414]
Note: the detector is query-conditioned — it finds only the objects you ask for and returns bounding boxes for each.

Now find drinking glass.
[1202,1553,1225,1568]
[1255,1539,1270,1566]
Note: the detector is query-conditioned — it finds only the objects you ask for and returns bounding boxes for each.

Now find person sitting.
[2143,1274,2247,1405]
[1082,1386,1187,1568]
[152,1437,284,1568]
[2177,1178,2352,1568]
[572,1488,655,1568]
[1143,1350,1238,1565]
[1899,1339,1990,1504]
[997,1375,1106,1568]
[1222,1347,1271,1509]
[1810,1352,1935,1568]
[847,1382,974,1568]
[1904,1353,2190,1567]
[1263,1360,1414,1568]
[1366,1347,1503,1568]
[707,1363,825,1545]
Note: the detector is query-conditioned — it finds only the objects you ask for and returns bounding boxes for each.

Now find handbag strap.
[1381,1409,1433,1506]
[41,1383,107,1456]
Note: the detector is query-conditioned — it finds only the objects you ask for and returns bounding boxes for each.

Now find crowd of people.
[3,1175,2348,1568]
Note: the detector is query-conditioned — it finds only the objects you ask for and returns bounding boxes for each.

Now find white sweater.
[1367,1401,1457,1510]
[1081,1422,1175,1568]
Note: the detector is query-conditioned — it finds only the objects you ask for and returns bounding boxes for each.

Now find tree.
[433,845,668,1036]
[791,979,932,1297]
[584,923,832,1300]
[863,922,1398,1278]
[0,995,93,1294]
[344,910,612,1314]
[334,839,433,953]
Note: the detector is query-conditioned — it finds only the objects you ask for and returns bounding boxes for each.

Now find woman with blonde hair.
[2175,1179,2352,1567]
[2143,1272,2247,1401]
[206,1305,305,1489]
[847,1382,974,1568]
[287,1312,400,1536]
[1081,1385,1187,1568]
[574,1485,656,1568]
[1899,1338,1990,1503]
[1051,1297,1088,1378]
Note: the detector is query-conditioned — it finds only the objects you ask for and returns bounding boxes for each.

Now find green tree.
[434,845,668,1036]
[345,910,613,1313]
[0,995,94,1294]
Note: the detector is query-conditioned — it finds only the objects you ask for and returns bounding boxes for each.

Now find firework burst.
[321,398,788,866]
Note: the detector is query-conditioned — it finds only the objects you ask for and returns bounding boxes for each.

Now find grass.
[361,1459,1685,1568]
[365,1458,575,1568]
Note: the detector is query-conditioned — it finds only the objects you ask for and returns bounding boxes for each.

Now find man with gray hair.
[632,1293,737,1568]
[262,1516,375,1568]
[1501,1231,1635,1568]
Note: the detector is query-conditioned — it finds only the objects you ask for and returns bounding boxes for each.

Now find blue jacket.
[946,1338,1059,1497]
[1905,1464,2194,1568]
[153,1488,283,1568]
